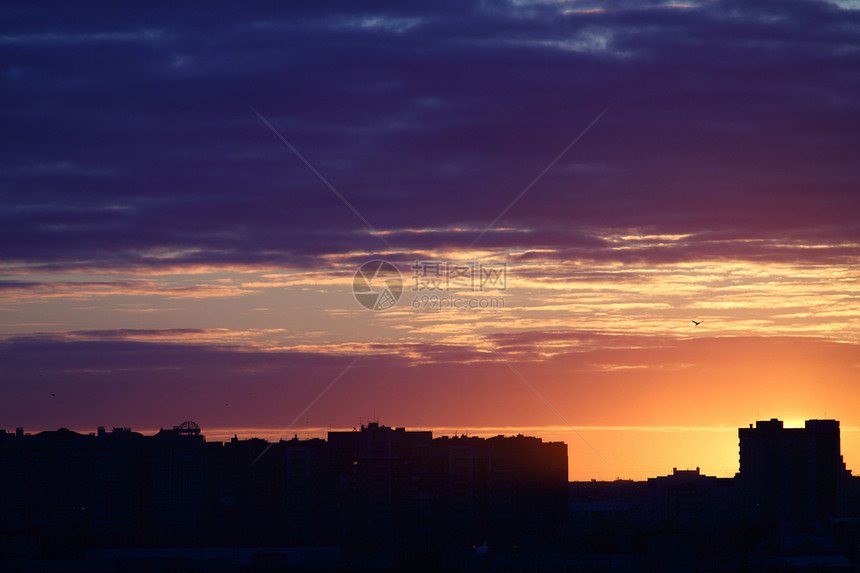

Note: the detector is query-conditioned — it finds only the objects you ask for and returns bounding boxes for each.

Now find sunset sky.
[2,0,859,480]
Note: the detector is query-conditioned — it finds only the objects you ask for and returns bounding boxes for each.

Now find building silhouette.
[3,418,860,571]
[738,418,850,521]
[0,422,568,569]
[646,467,735,527]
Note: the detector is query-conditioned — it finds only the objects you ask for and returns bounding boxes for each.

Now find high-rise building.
[738,418,849,521]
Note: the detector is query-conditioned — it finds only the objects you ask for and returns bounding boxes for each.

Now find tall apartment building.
[738,418,849,521]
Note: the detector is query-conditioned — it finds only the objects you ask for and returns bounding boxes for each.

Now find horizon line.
[11,421,856,440]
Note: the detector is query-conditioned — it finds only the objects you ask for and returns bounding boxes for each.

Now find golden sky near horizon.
[2,0,859,481]
[3,248,859,480]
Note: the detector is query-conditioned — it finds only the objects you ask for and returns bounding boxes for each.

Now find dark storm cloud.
[3,0,858,271]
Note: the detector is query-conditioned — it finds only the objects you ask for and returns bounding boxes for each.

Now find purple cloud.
[1,0,857,272]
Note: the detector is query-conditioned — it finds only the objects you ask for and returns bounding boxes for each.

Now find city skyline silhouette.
[3,415,856,478]
[3,0,859,569]
[3,416,859,571]
[3,0,860,488]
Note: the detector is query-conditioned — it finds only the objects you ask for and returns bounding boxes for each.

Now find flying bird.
[691,320,701,326]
